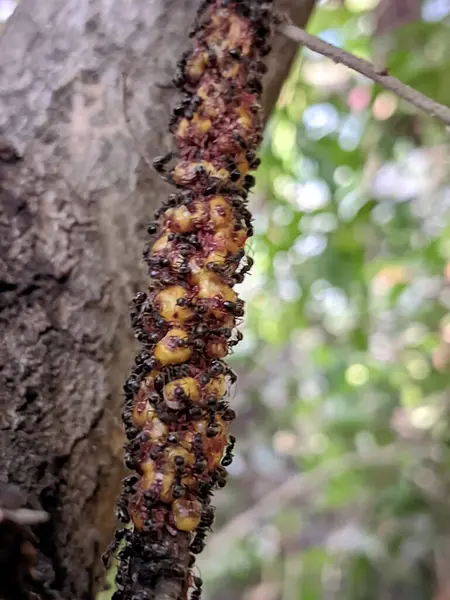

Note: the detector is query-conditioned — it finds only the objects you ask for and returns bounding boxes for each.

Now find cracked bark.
[0,0,316,598]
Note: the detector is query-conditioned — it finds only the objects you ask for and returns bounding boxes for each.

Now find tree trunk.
[0,0,315,598]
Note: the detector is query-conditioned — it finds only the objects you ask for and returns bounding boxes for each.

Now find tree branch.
[280,23,450,127]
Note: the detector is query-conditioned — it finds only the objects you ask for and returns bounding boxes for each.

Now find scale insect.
[107,2,274,599]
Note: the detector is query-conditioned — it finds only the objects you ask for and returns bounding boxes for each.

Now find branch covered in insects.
[105,2,275,600]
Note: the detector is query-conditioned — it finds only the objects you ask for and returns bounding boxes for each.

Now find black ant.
[199,506,215,530]
[213,465,228,488]
[116,495,131,525]
[173,49,191,89]
[238,255,254,277]
[123,375,140,396]
[152,152,175,179]
[102,528,132,567]
[244,174,256,190]
[190,575,203,600]
[190,530,206,555]
[123,475,139,490]
[172,474,186,499]
[229,47,242,60]
[221,435,236,467]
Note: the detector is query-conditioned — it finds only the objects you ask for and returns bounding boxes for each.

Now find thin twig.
[280,24,450,128]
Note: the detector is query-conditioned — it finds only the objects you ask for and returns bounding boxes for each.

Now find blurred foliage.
[199,2,450,600]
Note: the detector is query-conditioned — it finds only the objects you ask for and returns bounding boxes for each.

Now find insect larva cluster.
[104,2,273,598]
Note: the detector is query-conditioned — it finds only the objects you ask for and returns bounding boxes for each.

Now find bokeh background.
[3,0,450,598]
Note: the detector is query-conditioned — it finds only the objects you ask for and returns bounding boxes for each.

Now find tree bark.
[0,0,315,598]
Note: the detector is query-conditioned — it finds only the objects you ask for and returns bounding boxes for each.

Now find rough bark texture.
[0,1,315,598]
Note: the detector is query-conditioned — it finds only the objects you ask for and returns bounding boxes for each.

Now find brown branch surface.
[281,23,450,127]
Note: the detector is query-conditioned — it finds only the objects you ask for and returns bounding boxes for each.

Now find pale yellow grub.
[154,328,192,366]
[166,205,193,232]
[209,196,233,228]
[145,416,168,441]
[155,286,193,323]
[205,250,228,266]
[192,113,213,135]
[141,459,156,475]
[223,63,240,79]
[194,271,237,304]
[186,52,208,80]
[152,233,170,253]
[163,377,201,404]
[206,338,228,359]
[172,497,202,532]
[212,228,240,254]
[236,106,252,130]
[176,118,190,139]
[132,400,152,428]
[237,158,250,177]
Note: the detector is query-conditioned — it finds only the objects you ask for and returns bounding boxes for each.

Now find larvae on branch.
[106,2,274,599]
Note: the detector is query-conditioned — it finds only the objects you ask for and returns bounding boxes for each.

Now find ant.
[221,435,236,467]
[199,506,215,530]
[190,530,206,555]
[152,152,176,182]
[116,498,130,525]
[173,48,193,89]
[102,527,133,567]
[212,465,227,488]
[190,575,203,600]
[225,366,238,385]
